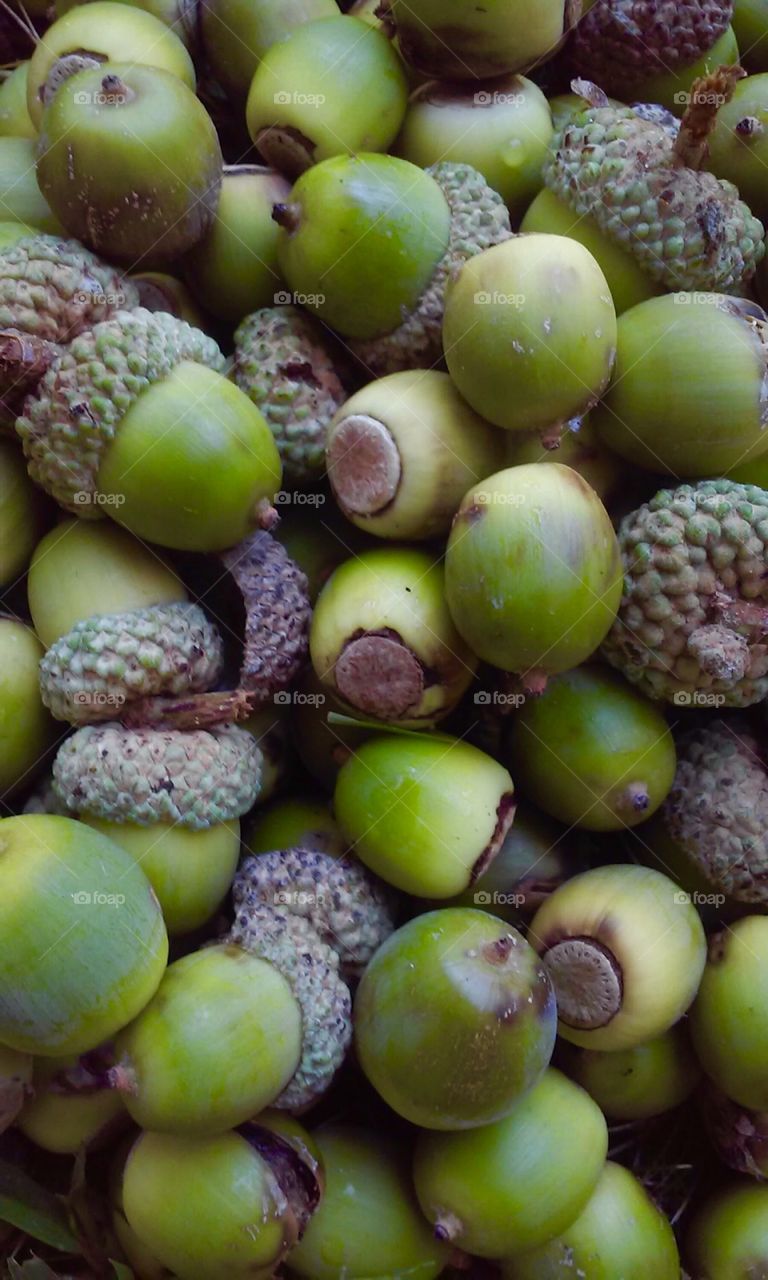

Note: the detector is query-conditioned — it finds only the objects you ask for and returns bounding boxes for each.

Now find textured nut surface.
[568,0,733,91]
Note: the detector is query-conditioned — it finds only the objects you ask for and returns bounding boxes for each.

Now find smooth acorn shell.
[564,1023,701,1121]
[0,138,61,233]
[389,0,566,79]
[0,63,35,138]
[18,1053,125,1153]
[200,0,337,101]
[686,1180,768,1277]
[0,620,56,796]
[0,441,49,586]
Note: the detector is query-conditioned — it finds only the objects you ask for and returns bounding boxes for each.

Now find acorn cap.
[52,722,262,829]
[567,0,733,94]
[233,848,395,975]
[226,903,352,1111]
[663,719,768,903]
[350,161,511,376]
[234,306,345,486]
[39,602,224,724]
[17,307,224,514]
[602,479,768,706]
[545,74,765,294]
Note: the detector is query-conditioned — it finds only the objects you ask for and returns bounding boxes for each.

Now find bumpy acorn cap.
[16,307,224,513]
[544,72,765,294]
[51,722,262,829]
[232,848,395,975]
[567,0,733,94]
[630,101,680,136]
[350,161,512,376]
[226,903,352,1111]
[601,478,768,706]
[662,719,768,903]
[234,306,346,485]
[39,602,224,725]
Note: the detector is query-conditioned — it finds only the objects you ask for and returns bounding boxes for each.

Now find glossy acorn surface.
[244,797,346,858]
[0,63,35,138]
[389,0,567,80]
[564,1022,701,1121]
[355,908,556,1129]
[200,0,338,101]
[0,138,60,233]
[413,1067,608,1257]
[0,619,56,798]
[17,1052,125,1153]
[686,1180,768,1278]
[707,73,768,221]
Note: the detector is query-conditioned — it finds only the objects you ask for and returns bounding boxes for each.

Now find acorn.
[241,706,290,804]
[0,618,56,798]
[520,186,661,315]
[500,1161,681,1279]
[244,796,346,858]
[36,64,223,266]
[183,167,291,325]
[291,669,373,791]
[199,0,338,102]
[733,0,768,70]
[274,154,511,373]
[56,0,198,39]
[26,0,195,129]
[334,732,515,899]
[17,308,282,552]
[27,519,185,649]
[444,465,623,690]
[386,0,570,80]
[130,271,205,328]
[628,24,740,113]
[0,63,35,139]
[0,814,167,1055]
[0,1045,33,1134]
[326,369,504,541]
[564,1023,701,1121]
[413,1067,607,1258]
[689,915,768,1110]
[288,1124,450,1280]
[529,864,707,1050]
[246,15,407,177]
[0,138,61,234]
[601,479,768,707]
[17,1052,126,1153]
[310,547,477,726]
[355,908,556,1130]
[502,413,627,505]
[505,665,677,830]
[442,234,617,434]
[594,295,768,476]
[395,74,553,217]
[0,440,48,586]
[544,71,764,296]
[707,72,768,221]
[234,305,346,486]
[274,499,375,604]
[122,1122,323,1280]
[685,1180,768,1277]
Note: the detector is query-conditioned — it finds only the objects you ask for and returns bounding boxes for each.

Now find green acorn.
[183,166,291,325]
[291,669,373,791]
[288,1125,450,1280]
[544,71,764,295]
[707,72,768,221]
[502,413,627,504]
[234,305,346,485]
[37,64,223,266]
[26,0,195,129]
[310,548,477,726]
[444,465,623,689]
[594,295,768,475]
[386,0,570,79]
[244,796,346,858]
[685,1181,768,1277]
[17,308,282,552]
[628,25,740,113]
[334,732,514,899]
[326,369,504,541]
[443,235,617,434]
[246,15,407,177]
[413,1068,607,1257]
[0,63,35,138]
[563,1023,701,1121]
[0,440,48,586]
[355,908,556,1129]
[17,1053,126,1153]
[122,1123,323,1280]
[0,138,61,235]
[501,1161,681,1279]
[733,0,768,70]
[689,915,768,1109]
[601,479,768,706]
[275,154,511,373]
[0,618,56,798]
[199,0,338,102]
[505,665,677,830]
[0,814,168,1055]
[130,271,205,328]
[395,75,553,217]
[530,864,707,1050]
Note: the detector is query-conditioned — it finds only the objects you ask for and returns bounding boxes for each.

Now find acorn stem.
[0,330,55,393]
[271,202,301,233]
[120,688,257,730]
[675,66,746,170]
